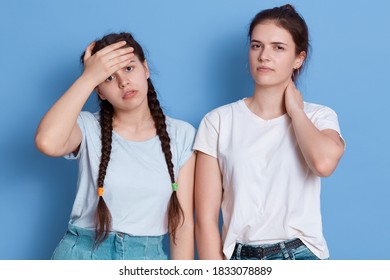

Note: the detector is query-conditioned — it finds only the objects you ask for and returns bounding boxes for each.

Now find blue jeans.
[231,239,324,260]
[51,223,167,260]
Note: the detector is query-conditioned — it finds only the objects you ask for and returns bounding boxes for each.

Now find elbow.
[311,158,338,177]
[34,133,61,157]
[181,216,195,234]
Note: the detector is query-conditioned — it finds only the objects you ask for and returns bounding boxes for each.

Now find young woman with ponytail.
[35,32,196,260]
[194,4,345,260]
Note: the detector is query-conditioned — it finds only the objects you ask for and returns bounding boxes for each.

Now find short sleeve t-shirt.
[193,99,343,259]
[65,111,196,236]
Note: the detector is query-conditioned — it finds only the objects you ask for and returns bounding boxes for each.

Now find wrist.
[288,106,305,120]
[77,74,99,92]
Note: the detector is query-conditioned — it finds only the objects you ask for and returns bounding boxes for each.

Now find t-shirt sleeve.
[311,106,346,147]
[64,111,91,160]
[311,106,341,133]
[177,122,197,168]
[193,111,219,158]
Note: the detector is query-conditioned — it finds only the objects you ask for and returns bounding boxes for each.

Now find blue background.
[1,0,389,260]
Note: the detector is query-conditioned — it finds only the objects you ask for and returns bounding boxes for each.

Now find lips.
[257,66,274,72]
[122,90,138,99]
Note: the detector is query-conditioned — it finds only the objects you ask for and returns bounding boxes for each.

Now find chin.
[254,77,290,88]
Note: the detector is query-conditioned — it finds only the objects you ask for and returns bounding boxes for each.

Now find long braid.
[87,32,183,245]
[95,100,114,244]
[147,79,184,243]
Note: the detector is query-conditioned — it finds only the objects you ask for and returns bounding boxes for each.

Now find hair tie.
[97,187,104,197]
[172,182,178,192]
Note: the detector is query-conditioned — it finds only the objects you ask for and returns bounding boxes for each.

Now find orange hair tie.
[97,187,104,197]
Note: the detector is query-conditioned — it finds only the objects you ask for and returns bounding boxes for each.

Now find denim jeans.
[230,239,324,260]
[51,223,167,260]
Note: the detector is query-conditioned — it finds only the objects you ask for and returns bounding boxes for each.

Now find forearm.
[170,220,195,260]
[35,75,95,156]
[290,109,344,177]
[196,220,224,260]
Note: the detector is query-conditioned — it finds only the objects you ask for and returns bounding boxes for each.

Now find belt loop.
[236,243,243,260]
[279,241,290,259]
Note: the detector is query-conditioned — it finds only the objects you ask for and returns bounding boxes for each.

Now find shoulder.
[303,102,341,131]
[202,100,242,121]
[79,111,100,124]
[166,116,195,132]
[304,102,338,116]
[166,116,196,139]
[76,111,101,133]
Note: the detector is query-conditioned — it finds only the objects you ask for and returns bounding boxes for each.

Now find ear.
[294,51,306,70]
[143,60,150,79]
[95,86,106,100]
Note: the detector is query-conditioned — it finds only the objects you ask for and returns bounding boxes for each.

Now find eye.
[125,66,134,72]
[274,45,285,51]
[105,75,115,82]
[250,43,262,49]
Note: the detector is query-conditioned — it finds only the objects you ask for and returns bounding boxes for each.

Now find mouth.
[256,66,274,72]
[122,90,138,99]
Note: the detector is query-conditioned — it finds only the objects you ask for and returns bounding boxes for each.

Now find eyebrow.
[250,39,288,46]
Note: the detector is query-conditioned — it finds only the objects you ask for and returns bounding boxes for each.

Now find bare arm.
[285,80,345,177]
[35,41,134,157]
[170,153,196,260]
[195,152,224,259]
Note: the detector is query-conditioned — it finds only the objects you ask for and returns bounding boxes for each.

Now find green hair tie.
[172,182,178,192]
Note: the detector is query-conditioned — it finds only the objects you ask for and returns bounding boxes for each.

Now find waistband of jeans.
[233,238,304,259]
[67,222,165,244]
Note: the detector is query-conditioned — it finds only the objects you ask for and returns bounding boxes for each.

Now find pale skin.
[35,40,194,259]
[170,153,195,259]
[195,21,345,259]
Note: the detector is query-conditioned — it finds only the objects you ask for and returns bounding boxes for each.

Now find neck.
[113,105,153,133]
[246,82,289,120]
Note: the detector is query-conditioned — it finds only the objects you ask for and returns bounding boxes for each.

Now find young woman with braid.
[194,4,345,260]
[35,32,196,260]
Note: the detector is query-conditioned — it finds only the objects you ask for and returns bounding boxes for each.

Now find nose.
[258,47,270,62]
[117,73,130,89]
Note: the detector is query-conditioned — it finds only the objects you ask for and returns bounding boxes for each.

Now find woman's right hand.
[35,41,133,157]
[81,41,134,87]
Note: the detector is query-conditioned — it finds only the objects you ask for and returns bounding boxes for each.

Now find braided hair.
[81,32,184,245]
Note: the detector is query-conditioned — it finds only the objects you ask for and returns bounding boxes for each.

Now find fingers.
[104,46,134,62]
[285,78,298,93]
[85,41,133,63]
[97,41,128,55]
[83,41,96,62]
[106,53,134,72]
[93,41,134,68]
[113,55,134,71]
[82,40,135,85]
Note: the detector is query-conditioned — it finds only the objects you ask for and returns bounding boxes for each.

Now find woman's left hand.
[285,79,304,118]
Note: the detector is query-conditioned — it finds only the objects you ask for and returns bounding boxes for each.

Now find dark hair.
[248,4,310,81]
[81,32,184,245]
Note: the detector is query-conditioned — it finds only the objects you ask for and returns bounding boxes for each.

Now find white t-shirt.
[193,99,343,259]
[65,111,196,236]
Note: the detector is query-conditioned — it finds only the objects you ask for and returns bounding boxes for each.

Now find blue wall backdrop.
[1,0,389,260]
